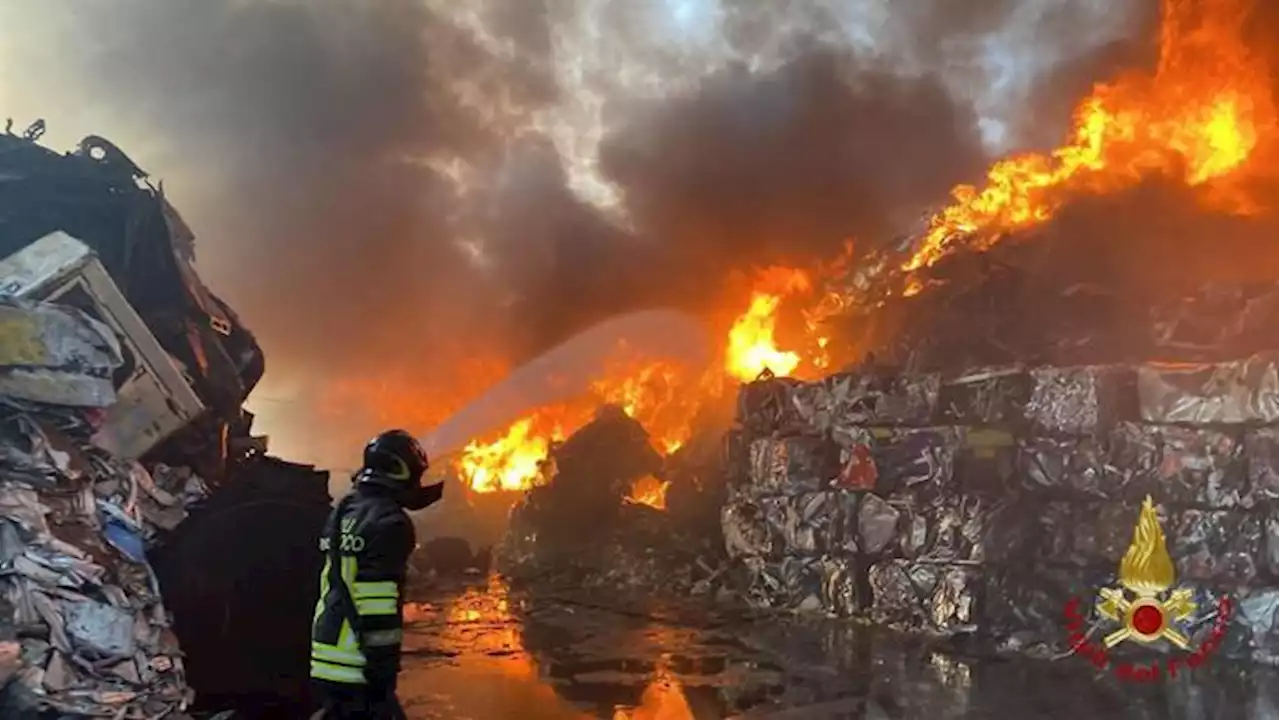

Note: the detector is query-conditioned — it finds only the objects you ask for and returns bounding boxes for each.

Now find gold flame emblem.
[1096,496,1196,649]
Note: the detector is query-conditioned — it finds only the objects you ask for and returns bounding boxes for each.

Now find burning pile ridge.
[449,0,1276,503]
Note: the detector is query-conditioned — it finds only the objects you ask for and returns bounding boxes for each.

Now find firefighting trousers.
[311,679,406,720]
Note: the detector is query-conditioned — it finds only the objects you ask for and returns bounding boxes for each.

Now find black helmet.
[357,430,441,510]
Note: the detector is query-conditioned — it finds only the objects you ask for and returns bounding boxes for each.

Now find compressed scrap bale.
[741,435,840,499]
[736,555,824,612]
[791,372,939,432]
[867,560,978,634]
[1025,365,1136,435]
[764,491,858,556]
[1267,507,1279,581]
[722,492,858,560]
[1036,501,1136,569]
[1016,436,1139,501]
[1111,423,1250,508]
[721,500,774,559]
[937,367,1030,425]
[1244,427,1278,508]
[980,567,1110,656]
[1168,509,1263,587]
[736,375,806,437]
[1137,355,1279,425]
[733,554,857,617]
[862,494,987,562]
[1222,587,1279,665]
[869,427,963,504]
[857,493,900,556]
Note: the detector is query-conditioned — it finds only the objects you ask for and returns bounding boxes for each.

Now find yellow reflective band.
[311,642,366,667]
[356,597,397,616]
[353,581,398,599]
[310,659,366,685]
[363,628,403,647]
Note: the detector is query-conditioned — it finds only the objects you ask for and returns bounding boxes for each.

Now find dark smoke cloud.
[3,0,1159,455]
[596,52,984,311]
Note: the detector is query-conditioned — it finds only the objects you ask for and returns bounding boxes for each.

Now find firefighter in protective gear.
[310,430,443,719]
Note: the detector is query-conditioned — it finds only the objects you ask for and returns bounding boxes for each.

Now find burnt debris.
[0,125,330,717]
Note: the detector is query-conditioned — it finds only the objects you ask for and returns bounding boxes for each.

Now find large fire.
[455,269,815,500]
[437,0,1273,506]
[904,0,1274,275]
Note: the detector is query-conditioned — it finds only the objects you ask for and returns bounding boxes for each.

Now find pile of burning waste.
[712,0,1279,666]
[495,405,730,596]
[0,126,330,716]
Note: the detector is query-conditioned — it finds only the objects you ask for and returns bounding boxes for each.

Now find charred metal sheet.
[1244,426,1278,509]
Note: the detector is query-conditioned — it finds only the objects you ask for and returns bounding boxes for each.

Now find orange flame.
[455,269,818,495]
[724,267,811,382]
[624,475,670,510]
[905,0,1274,272]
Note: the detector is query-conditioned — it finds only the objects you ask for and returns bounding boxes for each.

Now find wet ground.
[397,577,1278,720]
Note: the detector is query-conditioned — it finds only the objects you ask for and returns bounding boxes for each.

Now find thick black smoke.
[1,0,1174,467]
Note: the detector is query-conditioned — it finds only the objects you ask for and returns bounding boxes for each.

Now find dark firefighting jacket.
[310,478,434,688]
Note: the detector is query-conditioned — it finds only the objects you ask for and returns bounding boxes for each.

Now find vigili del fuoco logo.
[1062,496,1233,682]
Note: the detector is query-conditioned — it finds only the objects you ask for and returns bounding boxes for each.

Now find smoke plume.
[0,0,1153,464]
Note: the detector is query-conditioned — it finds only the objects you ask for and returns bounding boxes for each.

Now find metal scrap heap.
[0,298,199,715]
[0,125,327,716]
[723,354,1279,664]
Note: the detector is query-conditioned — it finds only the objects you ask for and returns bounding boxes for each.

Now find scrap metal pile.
[724,316,1278,665]
[0,304,198,716]
[0,124,328,716]
[497,405,728,595]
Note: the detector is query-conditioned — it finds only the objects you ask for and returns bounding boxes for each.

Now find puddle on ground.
[396,577,1279,720]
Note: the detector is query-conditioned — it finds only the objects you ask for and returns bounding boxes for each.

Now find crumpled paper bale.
[0,300,122,408]
[1137,355,1279,425]
[1025,365,1136,435]
[1111,423,1252,509]
[937,367,1031,425]
[867,560,978,634]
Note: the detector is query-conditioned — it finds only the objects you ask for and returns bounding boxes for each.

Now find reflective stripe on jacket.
[310,482,416,687]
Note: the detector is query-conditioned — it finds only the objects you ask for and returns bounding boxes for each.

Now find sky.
[0,0,1152,469]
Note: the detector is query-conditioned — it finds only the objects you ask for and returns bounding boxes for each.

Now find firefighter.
[310,430,444,719]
